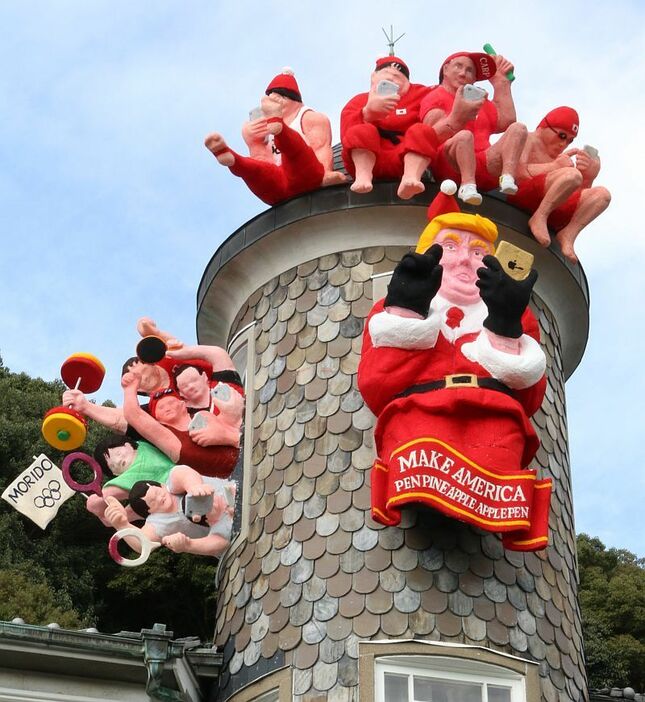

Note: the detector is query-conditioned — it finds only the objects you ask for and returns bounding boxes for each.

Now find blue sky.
[1,1,643,554]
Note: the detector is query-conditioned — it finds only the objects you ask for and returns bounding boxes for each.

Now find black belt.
[395,374,514,399]
[377,127,404,145]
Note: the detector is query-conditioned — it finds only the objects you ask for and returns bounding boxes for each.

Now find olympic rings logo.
[33,480,62,509]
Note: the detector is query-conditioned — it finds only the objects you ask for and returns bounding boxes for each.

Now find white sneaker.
[458,183,482,206]
[499,174,518,195]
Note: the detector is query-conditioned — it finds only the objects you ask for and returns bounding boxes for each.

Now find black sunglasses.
[543,117,574,143]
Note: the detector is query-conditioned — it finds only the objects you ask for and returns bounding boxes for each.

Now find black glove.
[477,255,538,338]
[384,244,443,317]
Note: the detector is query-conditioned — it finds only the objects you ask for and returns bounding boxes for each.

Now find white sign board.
[2,454,76,529]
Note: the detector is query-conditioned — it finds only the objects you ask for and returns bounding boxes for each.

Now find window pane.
[230,342,248,387]
[414,677,482,702]
[385,672,409,701]
[488,685,512,702]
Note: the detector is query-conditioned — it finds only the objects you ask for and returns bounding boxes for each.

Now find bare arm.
[422,87,483,142]
[121,373,181,462]
[167,343,235,371]
[104,496,160,551]
[166,465,214,496]
[574,150,601,188]
[489,55,516,131]
[241,118,273,161]
[302,110,334,172]
[518,147,577,180]
[63,390,127,433]
[162,532,229,557]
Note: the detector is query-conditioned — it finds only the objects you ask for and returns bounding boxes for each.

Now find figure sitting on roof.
[507,106,611,264]
[340,56,441,198]
[417,50,526,205]
[104,465,235,557]
[205,68,346,206]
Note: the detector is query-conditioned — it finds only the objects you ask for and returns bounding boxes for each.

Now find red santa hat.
[375,55,410,79]
[538,106,579,138]
[439,51,497,83]
[265,68,302,102]
[417,180,498,253]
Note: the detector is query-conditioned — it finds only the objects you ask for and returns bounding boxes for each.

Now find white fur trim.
[461,331,546,389]
[369,311,441,350]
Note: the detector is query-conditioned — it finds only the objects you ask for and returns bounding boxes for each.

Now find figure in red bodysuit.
[205,69,346,205]
[358,184,550,550]
[507,106,611,264]
[340,56,439,199]
[416,51,527,206]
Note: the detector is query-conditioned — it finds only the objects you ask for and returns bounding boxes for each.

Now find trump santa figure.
[358,181,552,550]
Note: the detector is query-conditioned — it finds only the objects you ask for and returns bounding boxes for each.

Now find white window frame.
[375,655,526,702]
[225,321,256,551]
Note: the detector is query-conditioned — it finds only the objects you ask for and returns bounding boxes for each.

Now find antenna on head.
[381,25,405,56]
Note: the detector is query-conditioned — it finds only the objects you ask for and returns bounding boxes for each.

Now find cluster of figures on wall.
[206,49,610,264]
[10,323,245,564]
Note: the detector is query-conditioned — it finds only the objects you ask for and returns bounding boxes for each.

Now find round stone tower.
[197,183,589,702]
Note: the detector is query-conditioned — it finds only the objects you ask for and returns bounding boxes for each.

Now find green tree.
[0,569,85,629]
[0,356,218,640]
[577,533,645,689]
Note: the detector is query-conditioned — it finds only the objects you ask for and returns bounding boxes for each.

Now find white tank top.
[270,105,312,165]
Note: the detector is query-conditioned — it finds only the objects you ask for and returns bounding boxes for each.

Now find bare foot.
[397,178,425,200]
[350,178,373,194]
[528,212,552,247]
[204,133,235,167]
[260,95,284,135]
[322,171,349,186]
[555,228,579,264]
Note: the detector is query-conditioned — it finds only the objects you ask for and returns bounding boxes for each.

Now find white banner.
[2,454,76,529]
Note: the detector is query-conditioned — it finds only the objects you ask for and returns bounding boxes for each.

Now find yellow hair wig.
[416,212,498,254]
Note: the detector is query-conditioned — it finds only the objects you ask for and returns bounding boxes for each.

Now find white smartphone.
[188,413,208,431]
[463,84,487,101]
[248,106,264,121]
[376,79,399,96]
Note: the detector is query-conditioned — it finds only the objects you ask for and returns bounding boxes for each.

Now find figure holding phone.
[508,107,611,263]
[340,56,440,198]
[205,69,346,205]
[418,51,527,205]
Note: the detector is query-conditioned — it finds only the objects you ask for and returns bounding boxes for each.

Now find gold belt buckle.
[445,374,478,388]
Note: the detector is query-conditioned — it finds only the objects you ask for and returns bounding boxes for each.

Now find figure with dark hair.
[83,434,174,524]
[507,107,611,263]
[204,68,346,205]
[136,317,245,447]
[419,51,526,204]
[122,372,239,478]
[104,465,235,557]
[341,56,439,197]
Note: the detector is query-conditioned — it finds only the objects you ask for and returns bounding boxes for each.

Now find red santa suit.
[341,84,438,179]
[227,105,325,205]
[507,172,582,231]
[359,295,546,473]
[419,86,501,191]
[358,294,549,548]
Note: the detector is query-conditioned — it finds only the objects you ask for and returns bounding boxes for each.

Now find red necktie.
[445,306,464,329]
